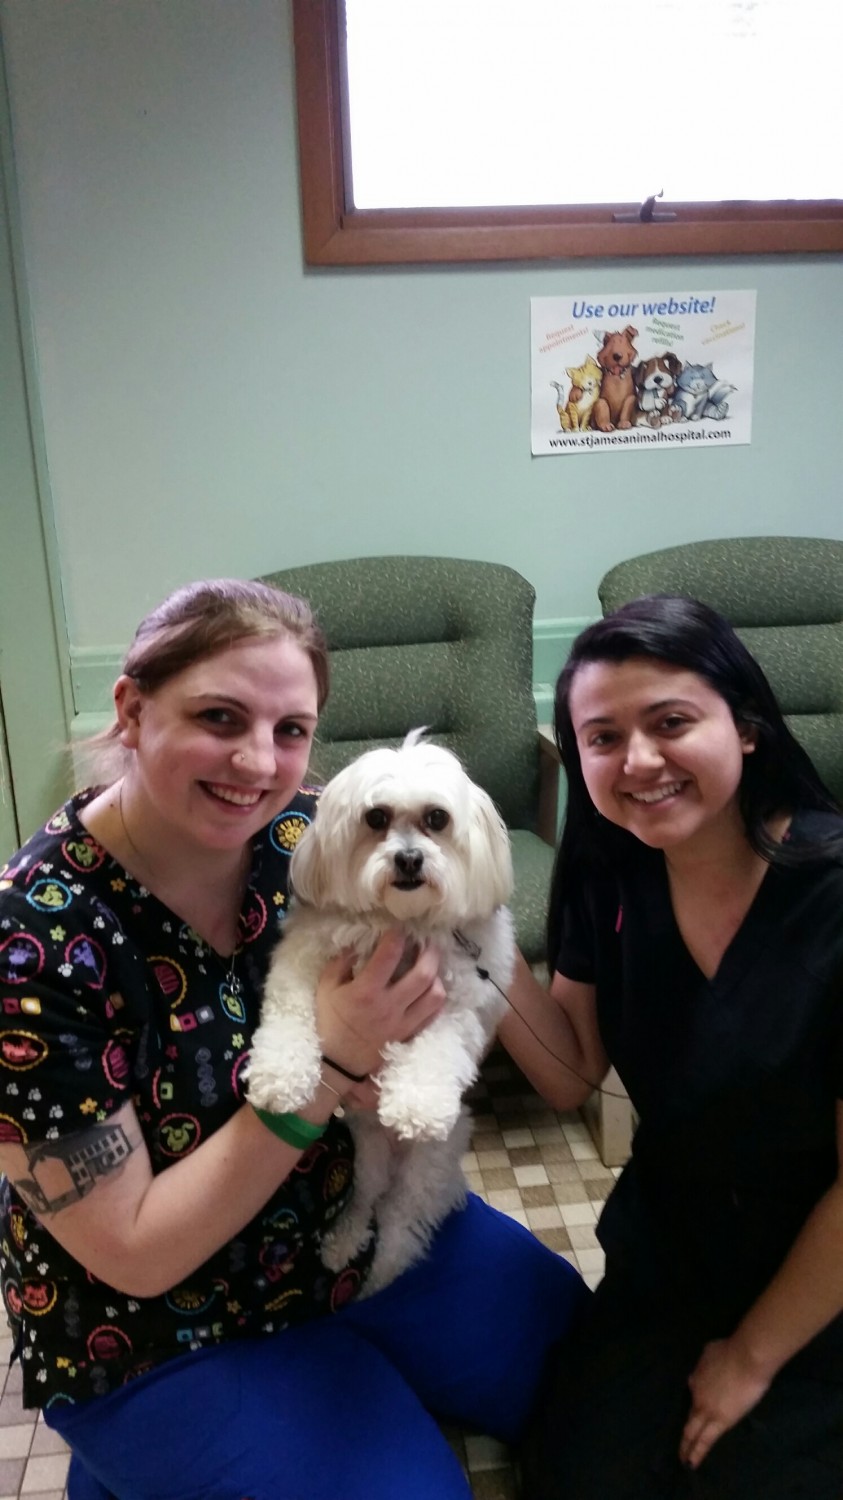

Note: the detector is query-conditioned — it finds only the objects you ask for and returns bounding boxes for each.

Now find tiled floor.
[0,1047,616,1499]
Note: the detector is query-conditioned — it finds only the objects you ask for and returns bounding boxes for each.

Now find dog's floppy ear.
[666,352,682,375]
[289,803,356,908]
[288,820,330,906]
[464,788,513,912]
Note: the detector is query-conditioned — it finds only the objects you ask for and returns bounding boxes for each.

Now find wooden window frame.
[293,0,843,267]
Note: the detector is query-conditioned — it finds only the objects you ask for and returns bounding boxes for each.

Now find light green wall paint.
[68,620,590,729]
[533,618,593,717]
[0,28,70,857]
[0,690,18,865]
[1,1,842,834]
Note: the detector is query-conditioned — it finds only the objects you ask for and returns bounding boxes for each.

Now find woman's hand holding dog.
[316,932,445,1089]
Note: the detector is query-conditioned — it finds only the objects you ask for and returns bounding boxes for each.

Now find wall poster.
[531,290,756,456]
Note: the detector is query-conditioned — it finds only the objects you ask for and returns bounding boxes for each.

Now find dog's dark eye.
[423,808,450,832]
[365,807,390,831]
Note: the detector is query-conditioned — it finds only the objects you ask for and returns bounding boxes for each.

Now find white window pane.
[344,0,842,208]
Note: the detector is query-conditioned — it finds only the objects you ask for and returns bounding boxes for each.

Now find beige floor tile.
[544,1161,585,1186]
[567,1223,599,1249]
[20,1453,70,1494]
[513,1164,549,1188]
[577,1159,616,1181]
[559,1201,598,1227]
[481,1167,517,1190]
[526,1205,563,1231]
[486,1188,523,1211]
[470,1470,519,1500]
[575,1248,606,1274]
[464,1433,510,1471]
[474,1149,510,1169]
[535,1227,573,1254]
[519,1184,556,1208]
[28,1428,68,1458]
[550,1181,590,1206]
[0,1433,31,1463]
[507,1145,542,1167]
[471,1130,505,1151]
[569,1140,600,1162]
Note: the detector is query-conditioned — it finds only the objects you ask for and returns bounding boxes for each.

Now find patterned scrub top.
[0,789,373,1410]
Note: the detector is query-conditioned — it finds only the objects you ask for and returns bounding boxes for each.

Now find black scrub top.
[556,810,843,1367]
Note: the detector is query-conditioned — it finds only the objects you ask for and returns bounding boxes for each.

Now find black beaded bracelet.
[321,1052,369,1084]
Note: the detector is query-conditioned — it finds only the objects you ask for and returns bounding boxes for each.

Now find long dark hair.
[548,594,842,961]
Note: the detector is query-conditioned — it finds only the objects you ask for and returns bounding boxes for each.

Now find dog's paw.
[320,1218,374,1272]
[245,1038,321,1113]
[376,1083,460,1142]
[245,1073,315,1113]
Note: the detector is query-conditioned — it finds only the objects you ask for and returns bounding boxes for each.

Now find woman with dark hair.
[502,594,843,1498]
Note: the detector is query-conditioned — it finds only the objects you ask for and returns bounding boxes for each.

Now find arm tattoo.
[13,1120,137,1216]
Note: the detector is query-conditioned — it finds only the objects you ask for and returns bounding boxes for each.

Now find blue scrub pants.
[47,1196,587,1500]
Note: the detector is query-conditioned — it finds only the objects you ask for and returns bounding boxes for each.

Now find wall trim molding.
[70,647,127,720]
[532,617,594,719]
[69,616,598,738]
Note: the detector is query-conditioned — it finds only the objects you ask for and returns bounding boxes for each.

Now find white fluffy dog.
[246,732,515,1294]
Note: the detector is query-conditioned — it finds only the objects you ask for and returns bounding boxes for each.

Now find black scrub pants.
[522,1261,843,1500]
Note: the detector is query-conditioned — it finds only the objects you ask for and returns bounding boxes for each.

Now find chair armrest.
[536,725,561,846]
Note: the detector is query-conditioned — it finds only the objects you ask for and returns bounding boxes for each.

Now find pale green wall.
[1,0,842,728]
[0,29,71,851]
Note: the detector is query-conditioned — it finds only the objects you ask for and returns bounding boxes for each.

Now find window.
[293,0,843,265]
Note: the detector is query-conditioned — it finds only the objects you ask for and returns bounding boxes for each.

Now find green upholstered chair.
[598,536,843,802]
[258,556,557,963]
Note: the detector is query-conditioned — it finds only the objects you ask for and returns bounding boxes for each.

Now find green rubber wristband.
[252,1107,327,1149]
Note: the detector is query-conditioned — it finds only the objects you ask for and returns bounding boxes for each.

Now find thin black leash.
[452,928,631,1102]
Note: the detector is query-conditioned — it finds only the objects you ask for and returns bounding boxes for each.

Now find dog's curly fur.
[246,733,515,1294]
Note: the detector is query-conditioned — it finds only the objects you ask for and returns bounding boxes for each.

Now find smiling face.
[116,633,319,855]
[568,656,756,859]
[288,738,513,927]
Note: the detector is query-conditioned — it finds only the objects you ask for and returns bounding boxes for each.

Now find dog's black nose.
[394,848,424,878]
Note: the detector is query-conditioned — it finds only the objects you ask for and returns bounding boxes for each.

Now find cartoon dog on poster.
[592,326,639,431]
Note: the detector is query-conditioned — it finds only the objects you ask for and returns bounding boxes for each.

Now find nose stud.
[235,752,246,764]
